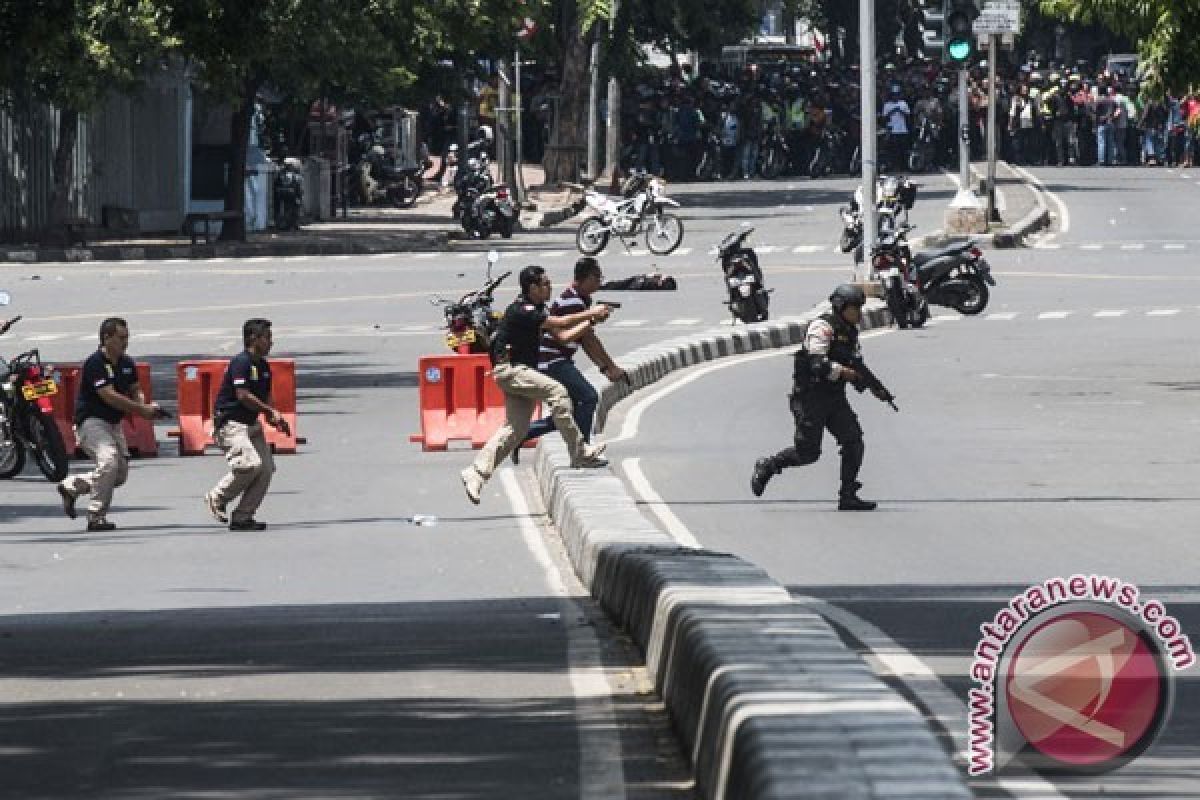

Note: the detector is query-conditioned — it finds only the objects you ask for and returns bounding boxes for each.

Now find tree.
[1039,0,1200,95]
[0,0,170,242]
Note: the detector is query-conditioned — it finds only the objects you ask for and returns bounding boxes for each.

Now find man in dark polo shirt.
[461,265,612,505]
[57,317,163,532]
[204,318,290,531]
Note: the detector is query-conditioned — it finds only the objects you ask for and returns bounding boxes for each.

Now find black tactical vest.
[793,312,859,390]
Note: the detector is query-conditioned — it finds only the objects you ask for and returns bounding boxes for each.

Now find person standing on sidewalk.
[57,318,163,532]
[515,257,626,462]
[204,319,290,531]
[461,266,612,505]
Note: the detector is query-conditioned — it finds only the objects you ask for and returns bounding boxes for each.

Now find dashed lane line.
[1094,310,1128,318]
[1148,309,1181,317]
[1038,311,1072,320]
[987,312,1019,321]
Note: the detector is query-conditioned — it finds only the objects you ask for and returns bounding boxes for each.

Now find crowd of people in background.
[608,58,1200,182]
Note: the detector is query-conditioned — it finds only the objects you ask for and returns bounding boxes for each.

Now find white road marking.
[613,320,647,327]
[932,315,961,322]
[1163,244,1186,251]
[1147,309,1181,317]
[1093,310,1127,318]
[414,253,438,260]
[457,253,477,259]
[543,251,567,258]
[1008,164,1071,239]
[792,245,825,254]
[1080,244,1103,251]
[756,246,782,254]
[1120,243,1145,251]
[1038,311,1072,320]
[987,312,1018,321]
[23,334,71,342]
[620,459,701,549]
[367,253,396,259]
[499,469,628,800]
[607,332,1067,800]
[666,318,701,326]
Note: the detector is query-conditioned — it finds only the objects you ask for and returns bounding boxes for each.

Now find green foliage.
[1039,0,1200,95]
[0,0,172,110]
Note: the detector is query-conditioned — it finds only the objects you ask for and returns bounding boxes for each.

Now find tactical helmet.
[830,284,866,311]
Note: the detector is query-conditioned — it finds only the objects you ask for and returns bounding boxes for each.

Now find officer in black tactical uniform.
[750,284,894,511]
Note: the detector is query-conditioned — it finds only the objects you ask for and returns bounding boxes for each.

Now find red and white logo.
[1004,610,1169,770]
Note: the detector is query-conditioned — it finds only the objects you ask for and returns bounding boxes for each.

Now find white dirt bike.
[575,172,684,256]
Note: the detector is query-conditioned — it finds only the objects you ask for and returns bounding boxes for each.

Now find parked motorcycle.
[873,227,995,327]
[716,226,771,323]
[452,154,493,221]
[357,145,422,208]
[461,182,517,240]
[433,251,511,354]
[576,171,684,256]
[839,175,917,261]
[0,313,69,482]
[274,157,304,231]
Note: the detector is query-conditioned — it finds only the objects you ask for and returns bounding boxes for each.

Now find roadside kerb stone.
[532,300,969,798]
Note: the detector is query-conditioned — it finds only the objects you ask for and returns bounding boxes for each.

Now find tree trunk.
[544,14,593,185]
[45,107,79,245]
[220,77,259,242]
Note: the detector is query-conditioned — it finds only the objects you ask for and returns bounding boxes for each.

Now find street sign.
[973,1,1021,35]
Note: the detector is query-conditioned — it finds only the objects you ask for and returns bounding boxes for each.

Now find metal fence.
[0,96,99,243]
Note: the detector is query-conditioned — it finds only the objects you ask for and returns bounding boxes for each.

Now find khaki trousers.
[62,417,129,516]
[470,363,586,481]
[211,421,275,522]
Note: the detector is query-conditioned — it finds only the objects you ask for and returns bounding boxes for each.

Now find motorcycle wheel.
[499,217,514,239]
[27,413,68,482]
[886,285,909,329]
[390,176,419,209]
[576,218,610,255]
[644,212,683,255]
[910,298,930,328]
[753,292,770,322]
[953,274,990,315]
[0,426,25,479]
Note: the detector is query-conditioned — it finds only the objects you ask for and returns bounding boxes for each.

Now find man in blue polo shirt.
[57,317,163,532]
[204,318,290,531]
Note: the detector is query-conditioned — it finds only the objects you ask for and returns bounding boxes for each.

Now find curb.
[533,304,971,799]
[994,163,1051,249]
[0,231,449,264]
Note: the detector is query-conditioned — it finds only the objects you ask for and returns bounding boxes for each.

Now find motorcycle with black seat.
[0,292,69,481]
[716,226,772,323]
[433,251,511,354]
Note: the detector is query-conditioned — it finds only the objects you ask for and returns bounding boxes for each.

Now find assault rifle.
[850,357,899,412]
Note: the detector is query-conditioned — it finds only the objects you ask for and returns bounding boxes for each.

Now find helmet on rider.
[829,284,866,312]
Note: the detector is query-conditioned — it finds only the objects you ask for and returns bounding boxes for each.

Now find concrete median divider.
[533,303,972,799]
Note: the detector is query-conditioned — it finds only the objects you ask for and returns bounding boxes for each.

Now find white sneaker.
[461,468,484,505]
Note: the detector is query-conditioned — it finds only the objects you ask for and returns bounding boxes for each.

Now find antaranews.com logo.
[967,575,1195,776]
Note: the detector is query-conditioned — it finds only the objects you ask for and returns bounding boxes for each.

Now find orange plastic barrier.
[47,362,159,457]
[170,359,301,455]
[409,354,538,451]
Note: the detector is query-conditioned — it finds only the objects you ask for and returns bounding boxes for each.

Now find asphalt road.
[1,165,1197,797]
[607,165,1200,798]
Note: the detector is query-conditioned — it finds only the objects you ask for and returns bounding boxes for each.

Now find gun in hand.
[851,358,899,412]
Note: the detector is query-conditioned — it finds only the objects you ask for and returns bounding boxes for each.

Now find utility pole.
[515,48,527,204]
[985,34,1000,223]
[497,59,515,192]
[603,0,622,179]
[587,36,601,179]
[859,0,877,283]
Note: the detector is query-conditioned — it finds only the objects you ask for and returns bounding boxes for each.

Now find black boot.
[751,458,778,497]
[838,482,877,511]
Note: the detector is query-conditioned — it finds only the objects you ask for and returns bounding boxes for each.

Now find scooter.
[716,226,771,323]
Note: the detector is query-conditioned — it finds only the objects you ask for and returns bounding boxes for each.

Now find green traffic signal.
[947,38,972,63]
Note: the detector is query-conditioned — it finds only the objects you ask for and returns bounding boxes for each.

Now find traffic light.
[918,0,945,61]
[944,0,980,66]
